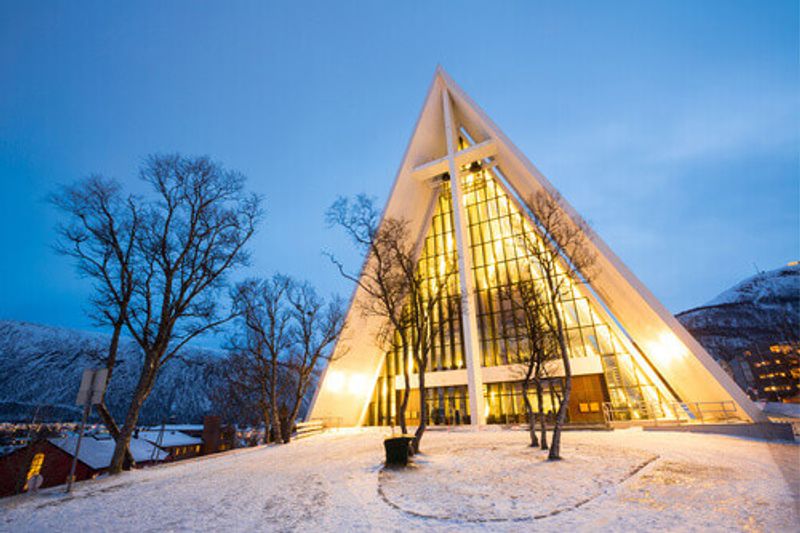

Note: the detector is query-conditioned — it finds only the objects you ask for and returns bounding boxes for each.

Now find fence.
[293,420,324,439]
[293,417,343,440]
[603,400,744,426]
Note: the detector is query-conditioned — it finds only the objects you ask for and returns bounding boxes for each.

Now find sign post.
[66,368,107,493]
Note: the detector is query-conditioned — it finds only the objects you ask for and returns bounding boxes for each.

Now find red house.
[0,433,167,498]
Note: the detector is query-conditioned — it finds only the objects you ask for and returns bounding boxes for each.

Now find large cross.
[429,87,494,426]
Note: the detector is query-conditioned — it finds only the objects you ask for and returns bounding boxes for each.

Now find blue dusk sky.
[1,1,798,343]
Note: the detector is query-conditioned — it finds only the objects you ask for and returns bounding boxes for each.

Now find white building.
[309,68,763,428]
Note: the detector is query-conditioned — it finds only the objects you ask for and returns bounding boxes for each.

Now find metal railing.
[317,416,343,429]
[294,420,325,439]
[293,416,343,440]
[603,400,743,426]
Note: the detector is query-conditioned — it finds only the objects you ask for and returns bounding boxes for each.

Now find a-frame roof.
[309,67,765,426]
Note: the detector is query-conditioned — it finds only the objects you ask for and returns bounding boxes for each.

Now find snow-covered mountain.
[0,320,226,424]
[676,264,799,362]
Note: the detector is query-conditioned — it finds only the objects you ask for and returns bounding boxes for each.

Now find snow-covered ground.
[1,428,797,531]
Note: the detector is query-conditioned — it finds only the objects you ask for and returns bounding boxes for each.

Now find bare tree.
[518,191,596,460]
[283,282,344,443]
[326,195,457,452]
[504,278,558,449]
[107,154,261,474]
[207,351,264,428]
[51,176,141,467]
[227,277,344,444]
[326,197,413,434]
[410,245,458,451]
[231,276,293,443]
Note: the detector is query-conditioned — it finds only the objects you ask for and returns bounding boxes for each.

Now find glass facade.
[366,186,466,426]
[426,385,471,425]
[462,167,676,420]
[366,161,678,426]
[484,381,563,425]
[417,185,466,373]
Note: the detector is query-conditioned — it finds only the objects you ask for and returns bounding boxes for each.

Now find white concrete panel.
[395,357,605,390]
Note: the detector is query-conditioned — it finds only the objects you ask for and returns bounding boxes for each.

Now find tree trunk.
[284,375,310,445]
[269,401,283,443]
[259,378,271,444]
[279,405,290,444]
[109,390,146,474]
[398,388,410,435]
[270,401,283,444]
[397,348,411,435]
[96,321,136,467]
[96,402,135,467]
[549,377,571,460]
[536,378,548,450]
[413,363,427,453]
[282,424,293,444]
[521,380,539,447]
[261,406,271,444]
[109,361,156,474]
[105,320,123,379]
[549,339,571,461]
[269,361,283,444]
[546,277,571,461]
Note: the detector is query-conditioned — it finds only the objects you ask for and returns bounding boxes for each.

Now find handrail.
[294,419,326,440]
[295,420,324,428]
[602,400,743,425]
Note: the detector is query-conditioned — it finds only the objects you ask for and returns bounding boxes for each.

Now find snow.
[136,430,202,449]
[2,428,797,531]
[380,437,657,521]
[704,264,799,307]
[141,424,204,433]
[0,320,222,424]
[675,264,799,384]
[48,433,168,470]
[761,402,800,419]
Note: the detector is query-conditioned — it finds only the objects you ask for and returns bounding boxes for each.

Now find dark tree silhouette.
[503,278,558,449]
[517,191,596,460]
[52,175,142,467]
[326,195,457,451]
[283,281,344,442]
[106,154,262,474]
[231,276,294,443]
[228,276,344,443]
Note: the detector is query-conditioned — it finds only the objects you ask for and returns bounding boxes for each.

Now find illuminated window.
[460,168,676,419]
[23,452,44,491]
[366,165,678,425]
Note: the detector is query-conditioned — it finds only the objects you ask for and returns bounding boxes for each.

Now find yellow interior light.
[326,370,345,393]
[650,332,686,362]
[347,373,371,396]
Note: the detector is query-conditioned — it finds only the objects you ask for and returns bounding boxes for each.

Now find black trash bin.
[384,435,415,467]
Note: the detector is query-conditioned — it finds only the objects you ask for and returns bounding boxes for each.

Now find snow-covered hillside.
[677,264,799,361]
[0,320,225,424]
[705,264,799,307]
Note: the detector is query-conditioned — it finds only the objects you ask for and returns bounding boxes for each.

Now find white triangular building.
[309,67,763,428]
